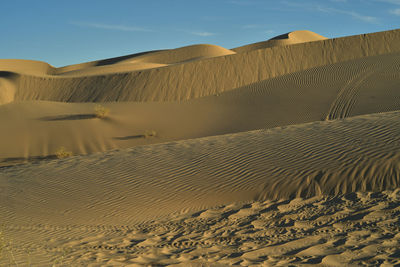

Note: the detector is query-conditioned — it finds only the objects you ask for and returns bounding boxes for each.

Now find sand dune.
[1,29,400,266]
[119,44,236,65]
[0,59,55,75]
[1,50,399,162]
[1,29,399,104]
[1,111,400,265]
[56,44,235,76]
[232,30,328,53]
[2,110,400,224]
[55,50,165,74]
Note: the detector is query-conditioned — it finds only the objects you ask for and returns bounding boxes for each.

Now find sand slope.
[232,30,328,53]
[1,111,400,224]
[1,29,400,266]
[1,111,400,265]
[1,51,400,163]
[1,29,399,104]
[56,44,236,77]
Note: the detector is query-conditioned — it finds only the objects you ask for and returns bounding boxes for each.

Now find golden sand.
[1,29,400,266]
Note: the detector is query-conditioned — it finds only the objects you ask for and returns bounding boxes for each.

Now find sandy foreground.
[1,29,400,266]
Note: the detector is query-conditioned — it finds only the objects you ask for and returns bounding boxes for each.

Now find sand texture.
[232,30,328,53]
[1,29,400,266]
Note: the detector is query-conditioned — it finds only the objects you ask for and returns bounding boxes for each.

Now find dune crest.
[123,43,236,65]
[0,59,55,76]
[1,29,399,103]
[56,44,235,76]
[232,30,328,53]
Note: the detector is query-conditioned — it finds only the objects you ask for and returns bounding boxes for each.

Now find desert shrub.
[94,105,110,119]
[55,147,73,159]
[144,130,157,138]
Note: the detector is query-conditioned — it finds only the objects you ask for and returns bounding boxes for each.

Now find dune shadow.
[113,135,145,140]
[269,32,290,40]
[0,155,58,169]
[39,114,97,121]
[0,71,18,79]
[95,50,164,67]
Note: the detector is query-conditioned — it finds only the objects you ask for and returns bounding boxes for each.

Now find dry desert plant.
[94,105,110,119]
[144,130,157,138]
[55,147,73,159]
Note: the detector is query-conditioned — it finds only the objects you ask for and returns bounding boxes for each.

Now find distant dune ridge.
[1,29,400,266]
[1,29,400,104]
[232,30,328,53]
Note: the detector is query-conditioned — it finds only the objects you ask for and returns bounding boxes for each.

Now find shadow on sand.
[38,114,97,121]
[113,135,146,140]
[0,155,58,169]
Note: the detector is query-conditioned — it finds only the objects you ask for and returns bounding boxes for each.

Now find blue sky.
[1,0,399,67]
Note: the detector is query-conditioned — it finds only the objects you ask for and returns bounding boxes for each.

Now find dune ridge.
[1,50,400,162]
[0,29,399,104]
[232,30,328,53]
[55,44,235,77]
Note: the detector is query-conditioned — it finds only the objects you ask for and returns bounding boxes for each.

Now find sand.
[1,29,400,266]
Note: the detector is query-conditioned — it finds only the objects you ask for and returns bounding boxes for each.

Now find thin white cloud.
[240,25,275,35]
[241,24,275,32]
[227,0,258,5]
[70,21,152,32]
[282,1,378,23]
[189,31,216,37]
[327,8,377,23]
[377,0,400,4]
[242,24,266,29]
[242,24,259,29]
[390,8,400,14]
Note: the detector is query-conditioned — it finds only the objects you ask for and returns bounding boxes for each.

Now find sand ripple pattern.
[326,67,376,120]
[3,29,400,103]
[1,30,400,266]
[3,190,400,266]
[1,111,400,229]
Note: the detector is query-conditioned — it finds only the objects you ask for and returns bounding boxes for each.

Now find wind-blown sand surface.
[1,29,400,266]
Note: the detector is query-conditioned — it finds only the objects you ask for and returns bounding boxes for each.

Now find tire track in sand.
[326,67,377,120]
